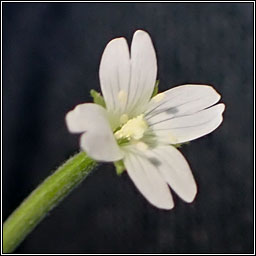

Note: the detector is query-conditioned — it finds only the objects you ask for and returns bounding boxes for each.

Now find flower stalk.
[3,152,97,253]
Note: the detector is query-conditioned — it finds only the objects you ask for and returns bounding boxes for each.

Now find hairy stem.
[3,152,97,253]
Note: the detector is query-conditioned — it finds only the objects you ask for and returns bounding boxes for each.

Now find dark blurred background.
[2,2,254,254]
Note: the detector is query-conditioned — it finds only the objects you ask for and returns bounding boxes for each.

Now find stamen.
[169,132,178,144]
[153,92,165,103]
[117,90,127,104]
[120,114,129,125]
[136,142,149,151]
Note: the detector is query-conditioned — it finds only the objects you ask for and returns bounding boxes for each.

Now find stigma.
[114,114,148,141]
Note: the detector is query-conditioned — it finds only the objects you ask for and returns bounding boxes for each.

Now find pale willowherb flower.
[66,30,225,210]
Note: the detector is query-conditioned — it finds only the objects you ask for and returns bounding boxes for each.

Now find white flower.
[66,30,225,210]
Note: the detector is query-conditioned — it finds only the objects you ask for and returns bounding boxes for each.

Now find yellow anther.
[120,114,129,125]
[153,92,165,103]
[136,141,149,151]
[117,90,127,104]
[169,132,178,144]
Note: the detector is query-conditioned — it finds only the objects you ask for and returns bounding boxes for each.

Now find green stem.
[3,151,97,253]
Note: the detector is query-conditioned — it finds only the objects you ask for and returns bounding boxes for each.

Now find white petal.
[145,84,221,122]
[99,30,157,124]
[66,103,100,133]
[123,148,174,210]
[150,103,225,144]
[66,103,123,161]
[80,131,123,162]
[127,30,157,115]
[99,37,130,114]
[146,146,197,202]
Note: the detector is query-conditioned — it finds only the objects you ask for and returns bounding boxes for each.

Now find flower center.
[114,114,148,141]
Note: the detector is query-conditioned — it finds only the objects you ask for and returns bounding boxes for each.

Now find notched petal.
[123,148,174,210]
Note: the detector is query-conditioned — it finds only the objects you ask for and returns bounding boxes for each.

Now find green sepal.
[90,89,106,108]
[114,160,126,176]
[151,80,160,98]
[173,141,190,148]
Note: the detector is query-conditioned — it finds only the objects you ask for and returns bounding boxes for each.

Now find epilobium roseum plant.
[66,30,225,210]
